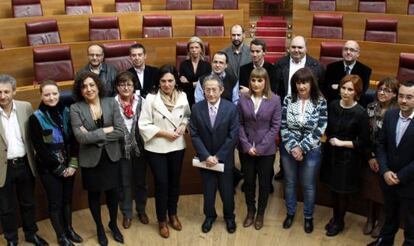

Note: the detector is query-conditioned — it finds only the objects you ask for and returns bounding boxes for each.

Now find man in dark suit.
[0,74,48,246]
[239,39,277,94]
[368,80,414,246]
[274,35,325,102]
[190,74,239,234]
[324,40,372,104]
[127,43,159,98]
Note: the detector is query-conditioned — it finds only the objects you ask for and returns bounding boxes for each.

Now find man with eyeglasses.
[76,44,118,96]
[324,40,372,104]
[367,80,414,246]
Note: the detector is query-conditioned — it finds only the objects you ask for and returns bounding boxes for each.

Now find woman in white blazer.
[138,65,191,238]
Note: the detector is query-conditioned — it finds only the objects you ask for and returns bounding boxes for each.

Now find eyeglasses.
[398,94,414,100]
[378,87,394,94]
[117,83,134,88]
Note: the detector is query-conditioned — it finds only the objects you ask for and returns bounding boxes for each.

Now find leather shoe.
[326,222,344,237]
[25,234,49,246]
[58,235,74,246]
[304,218,313,233]
[123,216,132,229]
[254,214,264,230]
[367,238,392,246]
[138,213,149,224]
[66,227,83,243]
[225,219,237,233]
[202,217,216,233]
[7,242,18,246]
[97,227,108,246]
[243,211,255,227]
[325,218,334,230]
[108,222,124,243]
[363,220,374,235]
[169,215,182,231]
[159,222,169,238]
[282,214,294,229]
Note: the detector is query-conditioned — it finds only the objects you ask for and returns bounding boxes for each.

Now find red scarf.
[118,96,135,119]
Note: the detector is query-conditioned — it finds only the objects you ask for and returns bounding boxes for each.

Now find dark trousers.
[380,186,414,246]
[39,172,75,237]
[200,167,235,220]
[119,154,148,218]
[146,149,184,222]
[240,153,275,215]
[0,160,37,243]
[88,188,119,230]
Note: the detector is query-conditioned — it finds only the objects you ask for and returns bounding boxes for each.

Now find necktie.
[345,66,351,75]
[209,106,217,127]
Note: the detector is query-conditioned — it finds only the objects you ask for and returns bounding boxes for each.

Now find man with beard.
[76,44,118,96]
[223,25,252,79]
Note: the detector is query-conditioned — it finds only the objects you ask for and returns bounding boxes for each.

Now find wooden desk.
[305,38,414,81]
[0,9,243,48]
[292,9,414,45]
[293,0,410,14]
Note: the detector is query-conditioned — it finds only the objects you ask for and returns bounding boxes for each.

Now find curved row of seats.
[308,0,413,15]
[11,0,238,18]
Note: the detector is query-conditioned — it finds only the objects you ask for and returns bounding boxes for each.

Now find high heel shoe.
[97,226,108,246]
[108,222,124,243]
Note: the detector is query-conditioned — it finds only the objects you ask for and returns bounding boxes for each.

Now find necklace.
[89,100,102,121]
[340,100,357,109]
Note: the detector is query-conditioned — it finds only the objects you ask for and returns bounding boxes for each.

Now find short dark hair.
[399,80,414,88]
[0,74,17,91]
[250,39,267,52]
[114,71,138,94]
[290,67,322,105]
[39,80,58,93]
[129,43,146,54]
[213,51,228,63]
[72,72,106,102]
[339,74,363,100]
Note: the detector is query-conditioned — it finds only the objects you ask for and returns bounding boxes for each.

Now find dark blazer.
[377,109,414,198]
[238,93,281,156]
[127,65,159,98]
[70,97,124,168]
[324,60,372,103]
[190,99,239,171]
[239,62,277,93]
[76,63,118,97]
[274,55,325,101]
[179,59,211,106]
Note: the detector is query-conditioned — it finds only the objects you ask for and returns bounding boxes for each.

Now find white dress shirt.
[0,101,26,159]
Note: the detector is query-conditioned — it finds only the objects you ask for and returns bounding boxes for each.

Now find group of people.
[0,23,413,246]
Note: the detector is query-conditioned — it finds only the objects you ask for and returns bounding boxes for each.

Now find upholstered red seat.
[102,41,137,72]
[166,0,192,10]
[359,0,386,13]
[255,27,286,37]
[12,0,43,18]
[25,19,61,46]
[319,41,343,67]
[115,0,141,12]
[142,15,173,38]
[408,0,414,15]
[364,18,398,43]
[309,0,336,11]
[175,41,210,71]
[65,0,93,15]
[195,14,225,37]
[397,53,414,82]
[33,45,74,84]
[89,16,121,41]
[213,0,238,9]
[312,13,343,39]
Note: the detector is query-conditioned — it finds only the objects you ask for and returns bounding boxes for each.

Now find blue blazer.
[189,99,239,171]
[238,93,281,156]
[378,108,414,198]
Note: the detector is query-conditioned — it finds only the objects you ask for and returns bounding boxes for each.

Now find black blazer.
[324,60,372,103]
[378,109,414,198]
[179,59,211,106]
[239,61,277,93]
[127,65,159,98]
[189,99,239,171]
[274,55,325,101]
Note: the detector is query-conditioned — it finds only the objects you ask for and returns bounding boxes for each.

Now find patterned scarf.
[160,89,178,112]
[118,96,135,118]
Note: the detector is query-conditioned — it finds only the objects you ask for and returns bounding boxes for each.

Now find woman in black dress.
[321,74,370,236]
[70,72,124,246]
[29,80,82,246]
[179,36,211,106]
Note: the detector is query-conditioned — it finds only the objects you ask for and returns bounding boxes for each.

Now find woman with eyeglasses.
[361,77,398,237]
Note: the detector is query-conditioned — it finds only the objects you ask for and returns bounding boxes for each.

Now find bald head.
[230,24,244,48]
[289,36,307,63]
[342,40,360,65]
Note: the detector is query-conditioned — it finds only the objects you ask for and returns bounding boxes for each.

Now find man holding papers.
[190,74,239,234]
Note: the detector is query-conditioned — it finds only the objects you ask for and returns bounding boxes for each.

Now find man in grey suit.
[222,24,252,79]
[0,74,48,246]
[190,75,239,234]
